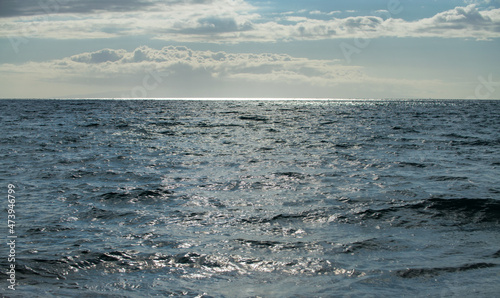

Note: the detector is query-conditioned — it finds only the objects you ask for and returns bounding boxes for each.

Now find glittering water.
[1,99,499,297]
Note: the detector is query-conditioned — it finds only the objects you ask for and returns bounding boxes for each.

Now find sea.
[0,99,499,297]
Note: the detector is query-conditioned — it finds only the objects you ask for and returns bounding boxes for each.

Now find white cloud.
[309,10,342,16]
[0,46,452,98]
[390,4,500,40]
[1,3,499,42]
[0,46,351,84]
[309,10,323,15]
[0,0,259,41]
[276,4,500,41]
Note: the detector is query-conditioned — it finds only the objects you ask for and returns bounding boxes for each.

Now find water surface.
[1,99,499,297]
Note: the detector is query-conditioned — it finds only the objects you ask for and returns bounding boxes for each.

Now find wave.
[8,249,361,284]
[427,175,469,181]
[26,226,74,235]
[98,188,174,204]
[396,162,429,168]
[237,197,500,228]
[238,115,269,122]
[354,197,500,226]
[396,263,497,278]
[153,120,185,127]
[79,206,136,220]
[240,208,332,225]
[273,171,307,179]
[450,138,500,147]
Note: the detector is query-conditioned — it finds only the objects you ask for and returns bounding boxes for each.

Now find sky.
[0,0,499,99]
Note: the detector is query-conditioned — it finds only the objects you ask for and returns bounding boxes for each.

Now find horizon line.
[1,97,499,101]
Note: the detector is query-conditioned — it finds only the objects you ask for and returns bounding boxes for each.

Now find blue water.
[1,99,499,297]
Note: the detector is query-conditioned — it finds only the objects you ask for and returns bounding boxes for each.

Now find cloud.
[0,46,352,84]
[395,4,500,39]
[464,0,492,5]
[177,17,254,34]
[71,48,127,64]
[0,45,451,98]
[2,2,499,42]
[309,10,323,15]
[0,0,259,42]
[273,4,500,41]
[0,0,231,18]
[0,0,159,17]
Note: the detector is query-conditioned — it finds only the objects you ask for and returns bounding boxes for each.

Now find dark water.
[1,99,499,297]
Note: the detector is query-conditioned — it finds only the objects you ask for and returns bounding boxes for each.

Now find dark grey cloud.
[71,48,125,63]
[0,0,157,18]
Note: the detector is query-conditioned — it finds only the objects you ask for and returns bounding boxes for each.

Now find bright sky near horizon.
[0,0,499,99]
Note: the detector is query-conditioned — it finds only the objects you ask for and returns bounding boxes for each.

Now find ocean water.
[0,99,499,297]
